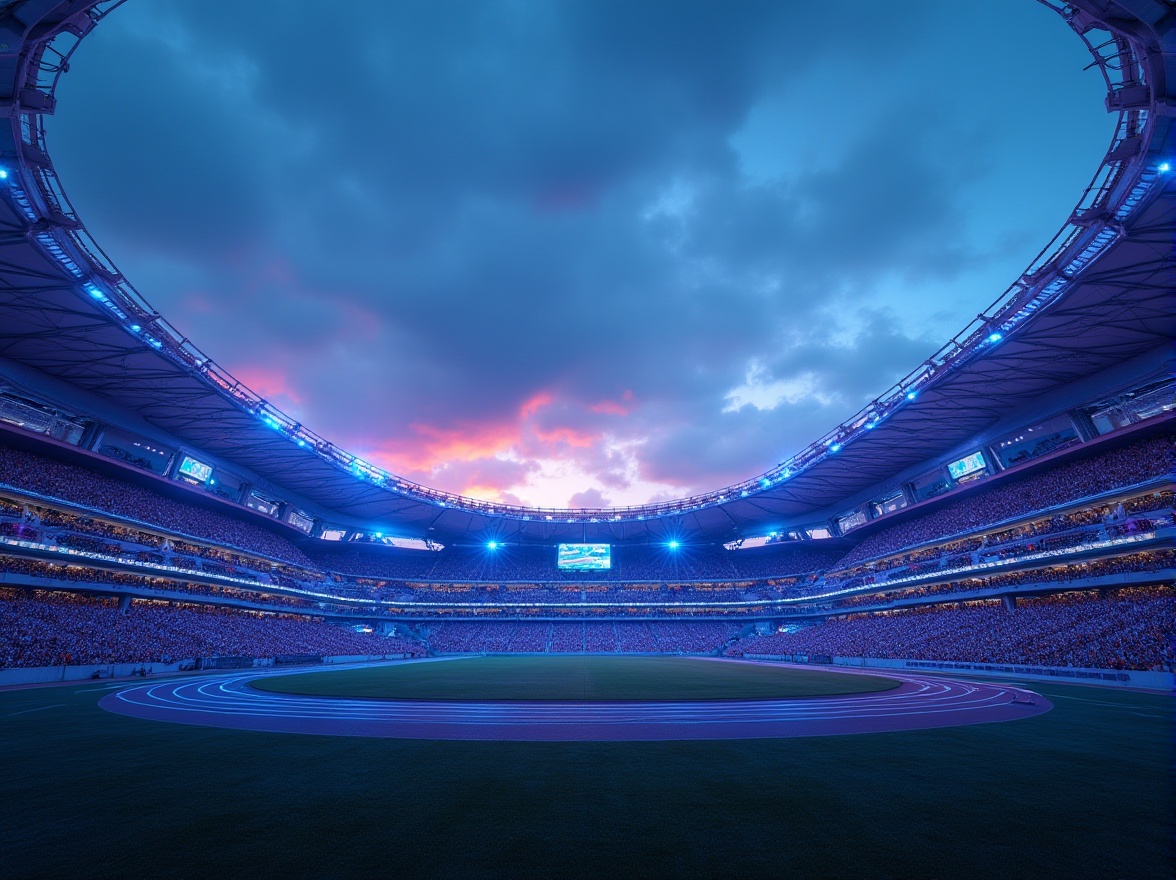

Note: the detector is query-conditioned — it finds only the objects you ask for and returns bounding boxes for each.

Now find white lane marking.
[6,703,64,716]
[1049,694,1171,710]
[103,667,1047,736]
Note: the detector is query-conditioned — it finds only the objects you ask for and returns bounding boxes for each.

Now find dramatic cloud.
[49,0,1111,508]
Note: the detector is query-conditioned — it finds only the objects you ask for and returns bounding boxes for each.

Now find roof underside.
[0,0,1171,544]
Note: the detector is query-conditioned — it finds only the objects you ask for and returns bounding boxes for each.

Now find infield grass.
[1,661,1172,879]
[250,655,901,701]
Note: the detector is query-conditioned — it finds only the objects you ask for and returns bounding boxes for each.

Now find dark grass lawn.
[1,666,1171,879]
[250,656,900,702]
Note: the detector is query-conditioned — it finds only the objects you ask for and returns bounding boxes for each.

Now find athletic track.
[99,661,1051,741]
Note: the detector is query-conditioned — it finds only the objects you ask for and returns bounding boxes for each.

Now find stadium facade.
[0,0,1171,669]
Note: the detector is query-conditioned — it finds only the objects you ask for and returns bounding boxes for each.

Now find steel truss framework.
[0,0,1170,545]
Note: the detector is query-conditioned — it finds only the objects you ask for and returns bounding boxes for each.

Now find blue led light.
[130,324,141,332]
[906,390,917,400]
[0,169,9,180]
[667,540,680,550]
[987,332,1002,343]
[1159,162,1171,173]
[829,443,841,452]
[487,541,499,550]
[761,478,771,488]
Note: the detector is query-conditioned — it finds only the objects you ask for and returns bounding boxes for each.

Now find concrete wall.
[0,660,191,686]
[742,653,1174,691]
[0,652,415,688]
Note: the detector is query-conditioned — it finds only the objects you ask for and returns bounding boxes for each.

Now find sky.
[49,0,1112,509]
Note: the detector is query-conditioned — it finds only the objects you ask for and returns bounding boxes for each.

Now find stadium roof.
[0,0,1171,544]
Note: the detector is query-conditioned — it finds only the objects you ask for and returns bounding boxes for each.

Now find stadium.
[1,0,1173,877]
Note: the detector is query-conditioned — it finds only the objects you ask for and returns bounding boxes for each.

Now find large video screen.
[947,450,987,480]
[557,543,611,571]
[177,455,212,484]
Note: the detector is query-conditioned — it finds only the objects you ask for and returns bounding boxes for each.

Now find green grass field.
[251,656,900,701]
[2,659,1172,879]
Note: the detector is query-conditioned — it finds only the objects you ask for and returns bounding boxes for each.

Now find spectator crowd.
[732,586,1175,671]
[0,588,424,668]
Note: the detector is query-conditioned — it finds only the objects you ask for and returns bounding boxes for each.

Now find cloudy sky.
[50,0,1111,508]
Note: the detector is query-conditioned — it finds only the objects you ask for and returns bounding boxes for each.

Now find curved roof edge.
[0,0,1171,543]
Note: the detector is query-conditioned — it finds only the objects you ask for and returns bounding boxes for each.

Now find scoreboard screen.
[947,451,987,480]
[177,455,212,484]
[557,544,611,571]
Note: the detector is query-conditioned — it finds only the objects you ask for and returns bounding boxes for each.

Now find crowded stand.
[0,427,1171,670]
[732,586,1175,671]
[0,445,313,566]
[823,488,1172,587]
[823,549,1175,610]
[836,436,1173,568]
[0,554,352,614]
[424,620,740,654]
[0,588,423,668]
[308,542,841,584]
[1,437,1170,605]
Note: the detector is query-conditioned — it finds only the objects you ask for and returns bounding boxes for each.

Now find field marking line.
[1048,693,1169,710]
[6,703,64,716]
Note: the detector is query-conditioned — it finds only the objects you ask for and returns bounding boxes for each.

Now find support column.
[1001,594,1016,613]
[117,595,131,615]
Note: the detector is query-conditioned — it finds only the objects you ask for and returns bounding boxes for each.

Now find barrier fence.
[0,652,415,687]
[740,653,1174,691]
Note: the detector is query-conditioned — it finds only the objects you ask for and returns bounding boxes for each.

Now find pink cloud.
[588,394,632,417]
[232,364,305,406]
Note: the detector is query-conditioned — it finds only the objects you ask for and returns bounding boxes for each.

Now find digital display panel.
[837,509,869,533]
[177,455,212,484]
[947,451,987,480]
[557,543,611,571]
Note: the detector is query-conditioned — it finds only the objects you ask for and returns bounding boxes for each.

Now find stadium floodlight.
[829,443,842,452]
[487,541,499,550]
[906,390,917,400]
[130,324,140,332]
[987,332,1003,343]
[0,169,8,179]
[761,478,771,488]
[1159,162,1171,173]
[667,540,680,550]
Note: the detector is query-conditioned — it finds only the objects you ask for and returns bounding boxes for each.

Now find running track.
[99,662,1051,741]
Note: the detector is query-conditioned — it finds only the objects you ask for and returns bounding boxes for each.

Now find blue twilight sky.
[48,0,1112,508]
